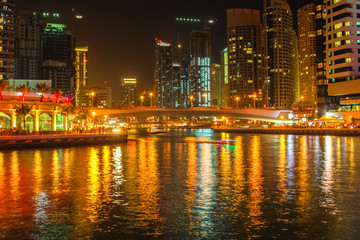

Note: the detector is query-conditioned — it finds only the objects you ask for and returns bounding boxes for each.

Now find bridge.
[91,108,292,122]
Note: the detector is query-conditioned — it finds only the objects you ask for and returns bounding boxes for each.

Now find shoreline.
[0,133,128,149]
[213,128,360,137]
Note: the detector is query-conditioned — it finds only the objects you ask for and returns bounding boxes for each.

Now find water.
[1,129,360,239]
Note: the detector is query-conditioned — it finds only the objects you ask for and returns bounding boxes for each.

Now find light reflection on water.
[0,129,360,239]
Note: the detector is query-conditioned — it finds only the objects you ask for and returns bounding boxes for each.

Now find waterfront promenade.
[214,127,360,136]
[0,133,128,149]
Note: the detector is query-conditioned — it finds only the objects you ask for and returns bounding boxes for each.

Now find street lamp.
[140,95,144,107]
[91,92,95,108]
[236,97,240,109]
[190,96,194,108]
[253,93,257,108]
[92,111,96,129]
[301,96,304,110]
[149,92,153,108]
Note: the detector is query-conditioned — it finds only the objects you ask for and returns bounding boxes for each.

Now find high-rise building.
[77,86,112,109]
[298,4,318,106]
[324,0,360,111]
[14,11,47,80]
[155,39,174,108]
[189,29,211,107]
[120,78,137,107]
[43,23,74,94]
[221,48,230,107]
[0,0,15,80]
[264,0,295,109]
[75,47,88,92]
[172,63,181,107]
[211,63,222,106]
[227,8,267,108]
[180,56,190,108]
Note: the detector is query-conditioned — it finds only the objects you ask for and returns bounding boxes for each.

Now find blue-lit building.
[189,29,211,107]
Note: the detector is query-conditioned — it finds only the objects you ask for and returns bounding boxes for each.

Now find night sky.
[16,0,315,104]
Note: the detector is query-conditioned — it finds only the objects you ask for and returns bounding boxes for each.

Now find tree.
[0,80,9,100]
[15,104,33,130]
[75,108,90,128]
[35,83,51,102]
[62,104,77,129]
[15,84,31,101]
[53,88,63,103]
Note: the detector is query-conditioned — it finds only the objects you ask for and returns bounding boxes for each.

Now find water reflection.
[0,131,359,239]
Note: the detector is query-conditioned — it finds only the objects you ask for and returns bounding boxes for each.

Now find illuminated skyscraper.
[189,29,211,107]
[221,48,230,107]
[210,63,222,106]
[325,0,360,111]
[173,63,181,107]
[265,0,295,109]
[155,39,174,108]
[43,23,74,94]
[75,47,88,91]
[298,4,318,106]
[0,0,15,80]
[227,8,267,108]
[120,78,137,107]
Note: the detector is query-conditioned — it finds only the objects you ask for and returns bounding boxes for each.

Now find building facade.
[324,0,360,111]
[227,8,267,109]
[120,78,137,107]
[265,0,295,109]
[42,23,74,94]
[210,63,222,106]
[77,86,112,109]
[0,0,15,80]
[75,46,88,92]
[298,4,318,106]
[155,39,174,108]
[189,29,211,107]
[221,48,230,107]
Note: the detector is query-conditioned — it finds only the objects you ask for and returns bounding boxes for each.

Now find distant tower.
[75,47,88,90]
[172,63,181,107]
[0,0,15,80]
[15,11,47,80]
[189,29,211,107]
[227,8,267,108]
[42,23,75,94]
[221,48,230,107]
[155,39,173,108]
[210,63,222,106]
[298,4,318,105]
[264,0,295,109]
[120,78,137,107]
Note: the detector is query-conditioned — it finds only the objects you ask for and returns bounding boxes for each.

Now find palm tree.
[53,88,63,103]
[62,104,77,129]
[0,80,9,100]
[15,104,33,130]
[15,84,31,101]
[35,83,51,102]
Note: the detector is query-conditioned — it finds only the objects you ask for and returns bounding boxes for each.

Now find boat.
[147,127,166,134]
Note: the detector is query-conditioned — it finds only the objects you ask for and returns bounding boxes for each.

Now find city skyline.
[15,0,315,104]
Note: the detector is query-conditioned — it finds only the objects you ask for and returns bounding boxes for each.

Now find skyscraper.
[14,11,47,80]
[0,0,15,80]
[172,63,181,107]
[75,47,88,92]
[120,78,137,107]
[264,0,295,109]
[221,48,230,107]
[155,39,174,108]
[325,0,360,111]
[298,4,318,106]
[189,29,211,107]
[227,8,267,108]
[43,23,74,94]
[210,63,222,106]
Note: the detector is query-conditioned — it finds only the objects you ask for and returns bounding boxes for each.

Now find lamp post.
[149,92,153,108]
[190,96,194,108]
[91,92,95,108]
[140,95,144,108]
[301,96,304,110]
[236,97,240,109]
[253,94,257,109]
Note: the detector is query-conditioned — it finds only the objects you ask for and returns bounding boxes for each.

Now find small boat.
[147,127,166,134]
